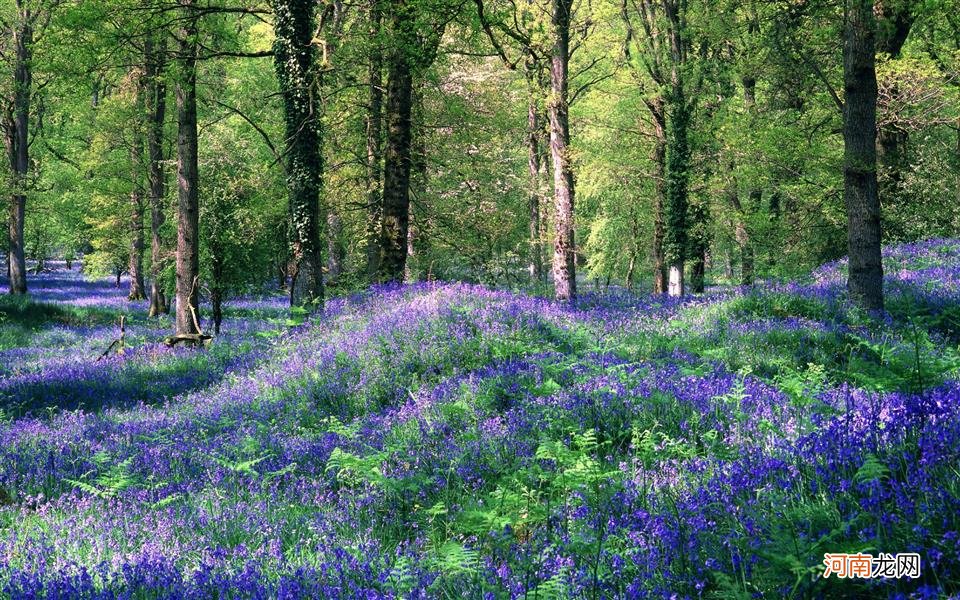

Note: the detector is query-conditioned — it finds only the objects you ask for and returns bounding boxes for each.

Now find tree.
[843,0,884,310]
[377,0,417,283]
[377,0,444,283]
[548,0,576,300]
[622,0,698,296]
[127,67,147,301]
[145,33,170,316]
[174,0,201,334]
[472,0,552,285]
[1,1,37,295]
[272,0,324,307]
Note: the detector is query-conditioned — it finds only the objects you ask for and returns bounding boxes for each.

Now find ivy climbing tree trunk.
[5,8,31,295]
[548,0,576,300]
[273,0,325,308]
[843,0,884,310]
[661,0,692,299]
[664,87,689,298]
[146,34,169,316]
[174,2,201,335]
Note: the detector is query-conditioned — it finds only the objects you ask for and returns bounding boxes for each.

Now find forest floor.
[0,241,959,598]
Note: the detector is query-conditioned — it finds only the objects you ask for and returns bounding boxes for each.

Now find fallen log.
[96,315,126,361]
[162,333,213,348]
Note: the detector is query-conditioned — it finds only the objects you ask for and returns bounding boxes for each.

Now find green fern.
[532,570,568,599]
[433,541,479,576]
[66,457,139,499]
[854,453,890,485]
[211,453,271,478]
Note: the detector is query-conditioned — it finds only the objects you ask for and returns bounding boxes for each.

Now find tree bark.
[548,0,576,300]
[365,0,384,279]
[273,0,325,307]
[5,11,31,295]
[175,3,201,335]
[377,0,415,283]
[146,34,169,316]
[843,0,884,310]
[128,70,147,301]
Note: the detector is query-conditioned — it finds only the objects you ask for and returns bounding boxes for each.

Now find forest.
[1,0,959,597]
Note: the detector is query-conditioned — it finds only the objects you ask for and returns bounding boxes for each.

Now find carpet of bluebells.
[1,240,959,599]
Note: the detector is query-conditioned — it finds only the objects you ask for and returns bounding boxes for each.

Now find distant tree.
[473,0,551,285]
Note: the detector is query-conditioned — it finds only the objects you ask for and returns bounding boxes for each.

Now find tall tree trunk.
[273,0,325,307]
[525,58,545,283]
[548,0,576,300]
[648,96,668,294]
[128,70,147,301]
[174,3,201,335]
[664,88,689,298]
[843,0,884,310]
[378,0,415,283]
[146,35,169,316]
[6,12,31,295]
[365,0,384,279]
